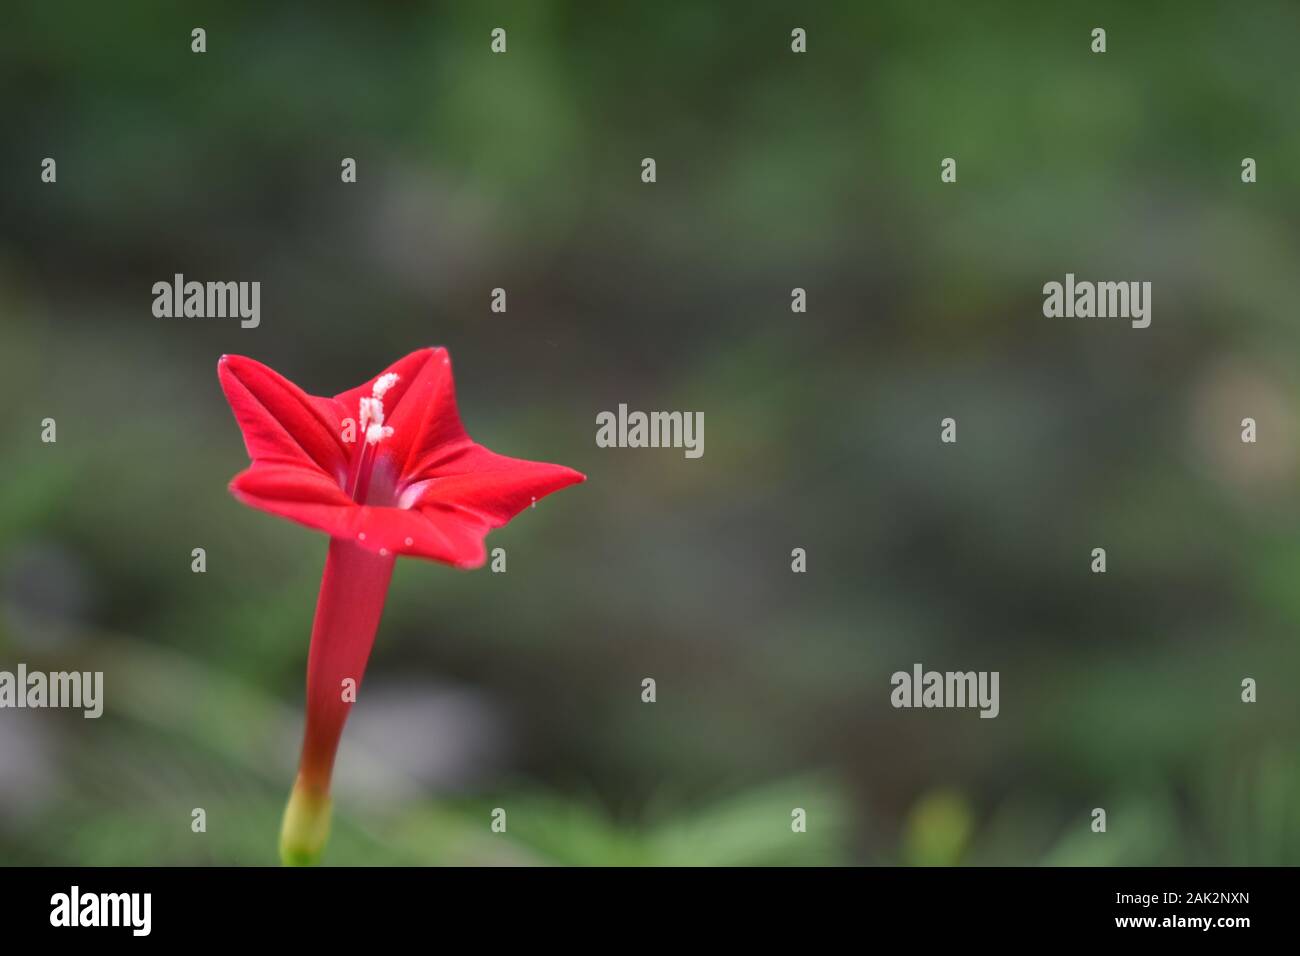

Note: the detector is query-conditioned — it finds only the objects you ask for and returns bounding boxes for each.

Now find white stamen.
[357,374,400,447]
[358,396,382,433]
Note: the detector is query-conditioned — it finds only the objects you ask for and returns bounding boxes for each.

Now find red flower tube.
[218,347,584,864]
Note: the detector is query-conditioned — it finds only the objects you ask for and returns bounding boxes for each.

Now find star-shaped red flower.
[217,347,584,864]
[219,347,584,568]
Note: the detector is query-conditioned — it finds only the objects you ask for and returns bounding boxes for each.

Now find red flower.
[219,347,583,567]
[218,347,584,864]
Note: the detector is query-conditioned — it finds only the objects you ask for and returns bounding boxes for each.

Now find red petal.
[377,348,468,480]
[360,504,489,568]
[330,348,445,430]
[229,464,355,534]
[219,355,350,484]
[403,444,586,528]
[231,464,490,567]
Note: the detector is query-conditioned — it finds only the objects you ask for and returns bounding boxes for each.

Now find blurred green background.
[2,0,1299,865]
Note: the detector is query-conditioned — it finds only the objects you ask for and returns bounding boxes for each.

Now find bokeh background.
[2,0,1299,865]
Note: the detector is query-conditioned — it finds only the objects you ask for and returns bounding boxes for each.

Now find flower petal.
[219,355,349,484]
[330,348,446,429]
[231,465,490,567]
[402,444,586,527]
[362,504,489,568]
[229,463,356,533]
[377,348,469,480]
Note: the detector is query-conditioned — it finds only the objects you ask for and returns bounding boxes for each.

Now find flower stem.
[279,537,395,866]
